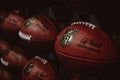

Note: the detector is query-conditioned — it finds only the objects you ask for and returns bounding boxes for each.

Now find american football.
[18,15,58,54]
[0,39,28,73]
[0,10,25,42]
[55,21,120,75]
[22,56,57,80]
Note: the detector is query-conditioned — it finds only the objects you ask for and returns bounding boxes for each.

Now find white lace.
[18,31,31,41]
[71,21,96,29]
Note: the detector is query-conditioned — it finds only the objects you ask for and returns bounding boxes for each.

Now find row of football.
[0,10,120,80]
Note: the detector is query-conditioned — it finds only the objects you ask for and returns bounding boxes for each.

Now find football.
[18,15,58,55]
[0,39,28,73]
[0,10,25,42]
[22,56,57,80]
[55,21,120,75]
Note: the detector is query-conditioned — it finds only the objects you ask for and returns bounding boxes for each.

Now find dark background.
[0,0,119,34]
[0,0,120,80]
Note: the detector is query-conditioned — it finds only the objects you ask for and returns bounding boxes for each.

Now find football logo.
[25,17,36,27]
[24,63,34,75]
[60,29,78,47]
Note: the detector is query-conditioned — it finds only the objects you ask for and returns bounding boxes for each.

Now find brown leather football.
[55,21,120,75]
[18,15,58,55]
[22,56,57,80]
[0,40,28,73]
[0,10,25,42]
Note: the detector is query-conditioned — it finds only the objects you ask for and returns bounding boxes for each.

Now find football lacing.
[34,56,48,64]
[71,22,96,29]
[0,58,9,66]
[18,31,31,41]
